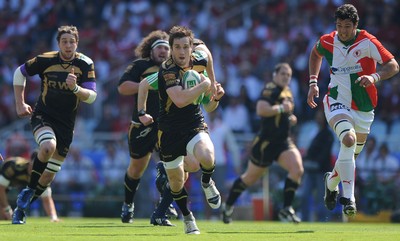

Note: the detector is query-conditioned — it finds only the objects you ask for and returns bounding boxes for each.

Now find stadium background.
[1,0,399,222]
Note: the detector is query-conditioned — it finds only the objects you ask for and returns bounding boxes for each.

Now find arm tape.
[83,89,97,104]
[13,66,27,86]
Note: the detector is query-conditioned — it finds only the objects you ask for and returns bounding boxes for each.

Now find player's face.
[171,37,192,68]
[274,66,292,88]
[336,18,357,42]
[151,45,170,65]
[58,33,78,61]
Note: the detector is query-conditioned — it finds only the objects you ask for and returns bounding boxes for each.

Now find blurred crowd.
[1,0,400,220]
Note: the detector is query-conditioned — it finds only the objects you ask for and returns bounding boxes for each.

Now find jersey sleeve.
[146,72,159,90]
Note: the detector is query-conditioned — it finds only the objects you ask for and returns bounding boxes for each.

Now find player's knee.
[342,132,356,147]
[334,119,356,147]
[39,140,57,157]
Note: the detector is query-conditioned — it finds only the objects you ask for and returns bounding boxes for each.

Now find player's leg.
[121,154,151,223]
[277,145,303,223]
[327,113,357,216]
[12,122,57,224]
[187,132,221,209]
[121,123,155,223]
[151,155,199,225]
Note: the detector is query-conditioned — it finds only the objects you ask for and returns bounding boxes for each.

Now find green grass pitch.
[1,218,399,241]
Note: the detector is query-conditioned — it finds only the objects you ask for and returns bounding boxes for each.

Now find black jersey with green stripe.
[158,50,208,132]
[258,82,294,142]
[119,58,160,121]
[24,51,96,128]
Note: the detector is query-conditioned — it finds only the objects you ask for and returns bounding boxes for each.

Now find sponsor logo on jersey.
[330,103,350,112]
[330,63,362,75]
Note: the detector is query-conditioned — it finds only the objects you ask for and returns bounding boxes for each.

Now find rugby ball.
[182,70,204,104]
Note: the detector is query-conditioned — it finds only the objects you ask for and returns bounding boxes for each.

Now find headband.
[151,39,169,49]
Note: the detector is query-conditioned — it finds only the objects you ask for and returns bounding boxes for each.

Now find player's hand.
[1,205,13,220]
[355,75,374,88]
[307,85,319,108]
[199,74,211,90]
[282,99,293,113]
[289,114,297,126]
[66,67,78,90]
[16,102,33,118]
[139,114,154,126]
[213,82,225,101]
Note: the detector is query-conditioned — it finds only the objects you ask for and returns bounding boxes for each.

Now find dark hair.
[273,62,291,75]
[135,30,169,58]
[168,25,194,48]
[56,25,79,43]
[335,4,359,24]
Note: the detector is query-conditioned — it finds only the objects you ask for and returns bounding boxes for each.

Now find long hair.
[134,30,169,58]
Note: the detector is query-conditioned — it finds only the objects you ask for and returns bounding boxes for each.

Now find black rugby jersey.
[158,50,208,132]
[24,51,96,128]
[0,157,30,188]
[258,82,294,142]
[119,58,160,121]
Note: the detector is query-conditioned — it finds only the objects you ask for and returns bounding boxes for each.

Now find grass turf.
[1,218,399,241]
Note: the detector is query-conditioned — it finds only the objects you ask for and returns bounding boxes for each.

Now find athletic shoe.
[121,203,134,223]
[221,203,233,224]
[278,206,301,223]
[150,213,176,226]
[166,204,179,219]
[16,187,35,210]
[323,172,339,210]
[11,208,26,224]
[339,197,357,217]
[201,179,221,209]
[183,212,200,234]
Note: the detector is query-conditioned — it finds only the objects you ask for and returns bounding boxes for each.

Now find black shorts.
[158,127,208,163]
[31,112,73,157]
[250,136,296,167]
[128,121,158,159]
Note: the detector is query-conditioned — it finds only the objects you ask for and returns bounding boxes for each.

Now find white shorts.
[323,95,374,134]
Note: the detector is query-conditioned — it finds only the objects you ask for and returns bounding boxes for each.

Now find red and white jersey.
[316,29,394,112]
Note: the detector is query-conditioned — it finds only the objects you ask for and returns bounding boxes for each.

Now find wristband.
[138,109,146,117]
[309,75,318,86]
[72,85,80,93]
[4,205,11,212]
[309,80,318,86]
[371,73,380,83]
[278,104,284,114]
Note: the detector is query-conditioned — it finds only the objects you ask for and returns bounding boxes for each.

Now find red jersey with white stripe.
[316,29,394,112]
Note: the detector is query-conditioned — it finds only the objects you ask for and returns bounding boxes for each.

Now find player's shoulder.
[161,58,178,72]
[75,52,94,65]
[192,49,208,62]
[357,29,376,40]
[261,82,278,98]
[37,51,58,59]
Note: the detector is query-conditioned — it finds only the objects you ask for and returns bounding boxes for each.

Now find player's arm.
[13,64,33,118]
[256,99,292,117]
[195,44,217,98]
[307,46,323,108]
[0,176,12,220]
[40,187,60,222]
[137,76,156,126]
[167,74,211,108]
[67,68,97,104]
[203,82,225,112]
[118,80,139,96]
